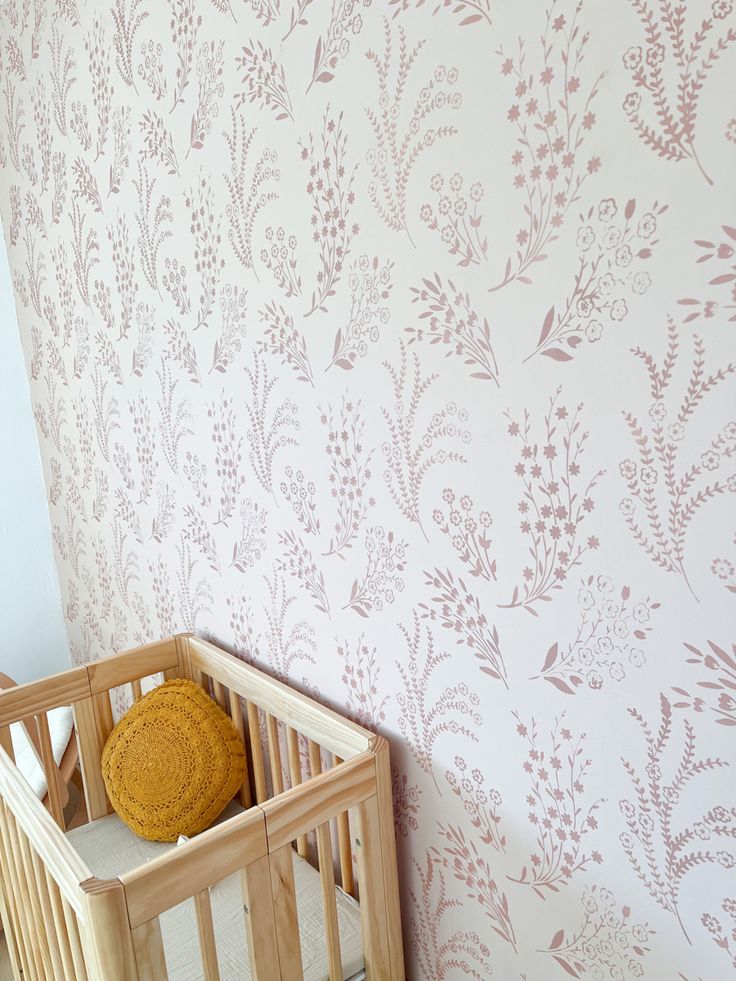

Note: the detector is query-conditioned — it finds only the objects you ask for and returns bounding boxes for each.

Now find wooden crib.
[0,634,405,980]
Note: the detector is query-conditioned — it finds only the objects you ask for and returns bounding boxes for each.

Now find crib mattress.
[67,804,365,980]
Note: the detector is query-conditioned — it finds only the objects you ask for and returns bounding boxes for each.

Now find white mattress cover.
[10,705,74,799]
[67,804,365,980]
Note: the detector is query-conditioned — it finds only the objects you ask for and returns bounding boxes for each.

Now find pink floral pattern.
[1,0,733,975]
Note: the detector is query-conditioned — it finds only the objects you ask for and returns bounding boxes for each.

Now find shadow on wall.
[0,233,68,682]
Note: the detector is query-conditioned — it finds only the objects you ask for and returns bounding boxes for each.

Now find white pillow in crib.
[9,705,75,799]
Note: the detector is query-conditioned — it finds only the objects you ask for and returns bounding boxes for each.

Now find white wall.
[0,235,68,683]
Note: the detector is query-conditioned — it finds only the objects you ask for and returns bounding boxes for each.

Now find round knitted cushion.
[101,678,246,842]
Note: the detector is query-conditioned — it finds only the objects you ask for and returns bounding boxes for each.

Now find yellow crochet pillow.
[101,678,246,842]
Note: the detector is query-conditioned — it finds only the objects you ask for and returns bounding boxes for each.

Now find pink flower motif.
[645,43,665,66]
[598,197,617,221]
[622,46,642,70]
[623,92,641,114]
[701,450,720,471]
[637,212,657,238]
[576,225,595,251]
[585,320,603,342]
[640,466,657,486]
[712,0,733,18]
[610,298,628,321]
[648,401,666,421]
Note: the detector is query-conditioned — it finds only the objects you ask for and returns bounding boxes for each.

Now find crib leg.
[81,878,139,980]
[241,855,280,981]
[354,795,393,981]
[269,845,303,980]
[373,740,405,978]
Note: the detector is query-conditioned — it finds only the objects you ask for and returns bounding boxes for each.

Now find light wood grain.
[334,760,355,897]
[45,869,77,980]
[120,806,268,927]
[286,727,307,858]
[73,696,109,821]
[247,701,267,804]
[354,794,392,980]
[194,889,220,981]
[241,855,279,981]
[85,639,178,694]
[0,749,89,914]
[372,737,406,978]
[132,917,168,980]
[316,821,342,980]
[31,848,65,980]
[0,801,25,979]
[37,712,65,829]
[188,638,371,759]
[229,690,252,808]
[62,896,89,981]
[269,845,303,981]
[81,877,139,979]
[0,667,89,728]
[261,751,376,852]
[266,714,284,797]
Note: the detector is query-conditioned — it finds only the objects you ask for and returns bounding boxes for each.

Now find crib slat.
[132,917,168,980]
[37,710,66,829]
[20,829,53,978]
[266,713,284,797]
[242,854,280,981]
[269,844,303,980]
[0,880,21,979]
[31,848,66,981]
[286,727,307,857]
[0,724,15,763]
[247,702,267,804]
[212,679,228,713]
[228,690,252,808]
[93,689,115,814]
[316,820,342,980]
[6,810,47,980]
[73,696,109,820]
[62,896,90,981]
[46,868,77,981]
[0,803,35,981]
[0,802,25,979]
[334,756,355,897]
[308,738,322,778]
[194,889,220,981]
[131,678,143,702]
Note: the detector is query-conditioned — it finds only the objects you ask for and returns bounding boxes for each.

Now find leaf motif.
[545,676,575,695]
[552,956,580,978]
[316,71,335,84]
[541,347,573,362]
[541,642,559,672]
[549,929,565,950]
[538,305,555,346]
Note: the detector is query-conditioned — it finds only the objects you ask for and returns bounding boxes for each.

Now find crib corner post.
[81,877,139,980]
[174,633,195,681]
[366,736,406,980]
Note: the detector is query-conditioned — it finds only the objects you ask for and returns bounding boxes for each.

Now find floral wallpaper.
[1,0,735,977]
